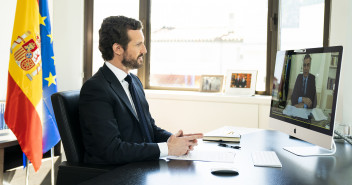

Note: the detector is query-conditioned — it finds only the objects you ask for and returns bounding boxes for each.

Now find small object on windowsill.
[218,143,241,149]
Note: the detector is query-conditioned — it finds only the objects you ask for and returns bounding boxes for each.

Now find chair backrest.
[51,90,84,163]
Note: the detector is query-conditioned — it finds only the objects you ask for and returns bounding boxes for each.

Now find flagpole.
[25,160,29,185]
[51,148,54,185]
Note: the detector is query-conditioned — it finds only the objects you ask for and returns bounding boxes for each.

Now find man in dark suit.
[240,76,247,88]
[291,54,317,109]
[234,75,241,87]
[79,16,203,165]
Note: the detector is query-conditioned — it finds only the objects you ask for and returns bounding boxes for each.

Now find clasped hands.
[294,97,312,108]
[167,130,203,156]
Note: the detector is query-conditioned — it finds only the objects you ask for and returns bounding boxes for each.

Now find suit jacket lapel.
[101,64,138,120]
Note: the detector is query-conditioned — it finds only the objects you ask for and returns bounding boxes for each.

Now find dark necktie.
[303,78,307,95]
[125,75,152,142]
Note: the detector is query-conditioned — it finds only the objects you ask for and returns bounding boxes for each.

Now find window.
[278,0,325,50]
[149,0,268,91]
[85,0,330,95]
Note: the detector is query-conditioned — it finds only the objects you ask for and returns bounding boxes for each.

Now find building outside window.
[150,0,268,91]
[279,0,324,50]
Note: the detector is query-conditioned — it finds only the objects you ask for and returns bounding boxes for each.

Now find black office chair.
[51,90,116,185]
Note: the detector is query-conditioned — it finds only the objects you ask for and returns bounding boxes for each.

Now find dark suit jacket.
[240,79,247,88]
[234,78,240,87]
[79,64,172,165]
[291,73,317,108]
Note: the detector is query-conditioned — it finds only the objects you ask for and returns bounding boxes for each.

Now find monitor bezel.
[269,46,343,149]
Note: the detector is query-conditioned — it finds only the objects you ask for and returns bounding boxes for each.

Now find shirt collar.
[105,62,129,82]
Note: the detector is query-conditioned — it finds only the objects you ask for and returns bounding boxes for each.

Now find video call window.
[271,51,340,132]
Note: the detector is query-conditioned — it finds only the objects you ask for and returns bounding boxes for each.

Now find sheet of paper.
[283,105,311,119]
[167,149,236,163]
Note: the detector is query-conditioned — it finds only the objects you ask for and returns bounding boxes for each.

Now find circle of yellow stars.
[40,13,56,87]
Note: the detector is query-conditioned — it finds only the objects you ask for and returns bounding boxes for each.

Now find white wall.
[0,1,16,100]
[146,91,271,133]
[53,0,84,91]
[330,0,352,127]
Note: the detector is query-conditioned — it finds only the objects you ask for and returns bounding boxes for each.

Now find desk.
[0,130,18,185]
[79,130,352,185]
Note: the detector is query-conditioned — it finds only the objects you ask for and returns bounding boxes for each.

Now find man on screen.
[291,54,317,109]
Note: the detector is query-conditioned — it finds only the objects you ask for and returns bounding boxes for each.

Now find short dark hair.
[98,16,143,61]
[304,54,311,62]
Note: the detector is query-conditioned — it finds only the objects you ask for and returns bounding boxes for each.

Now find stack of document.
[312,108,328,121]
[203,126,241,142]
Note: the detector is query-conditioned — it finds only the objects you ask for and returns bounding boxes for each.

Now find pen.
[218,143,241,149]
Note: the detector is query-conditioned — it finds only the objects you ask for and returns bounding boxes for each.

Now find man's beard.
[122,53,144,69]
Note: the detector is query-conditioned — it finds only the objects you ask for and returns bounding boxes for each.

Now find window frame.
[83,0,331,95]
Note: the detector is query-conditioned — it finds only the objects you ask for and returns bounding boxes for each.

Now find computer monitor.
[269,46,343,156]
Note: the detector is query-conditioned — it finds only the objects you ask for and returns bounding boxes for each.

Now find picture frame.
[225,70,257,96]
[200,75,224,92]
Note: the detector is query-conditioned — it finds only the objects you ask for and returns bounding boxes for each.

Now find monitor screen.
[269,46,343,150]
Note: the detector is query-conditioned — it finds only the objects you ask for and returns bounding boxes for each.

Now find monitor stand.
[283,139,336,156]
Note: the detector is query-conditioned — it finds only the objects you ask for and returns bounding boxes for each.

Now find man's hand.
[180,131,203,154]
[294,102,305,108]
[302,97,312,107]
[167,130,203,156]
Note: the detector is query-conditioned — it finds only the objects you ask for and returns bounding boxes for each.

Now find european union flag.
[40,0,60,153]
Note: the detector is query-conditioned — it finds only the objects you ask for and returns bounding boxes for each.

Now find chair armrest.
[56,161,119,185]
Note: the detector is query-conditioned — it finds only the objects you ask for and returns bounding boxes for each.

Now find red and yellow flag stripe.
[5,0,43,171]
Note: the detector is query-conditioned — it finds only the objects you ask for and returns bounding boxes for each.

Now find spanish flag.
[5,0,60,172]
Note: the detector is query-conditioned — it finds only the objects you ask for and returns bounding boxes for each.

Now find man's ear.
[112,43,123,56]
